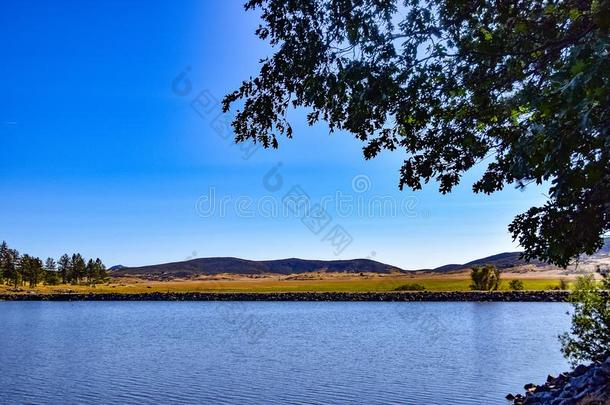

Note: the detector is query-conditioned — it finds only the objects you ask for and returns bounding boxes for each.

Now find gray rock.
[572,364,588,377]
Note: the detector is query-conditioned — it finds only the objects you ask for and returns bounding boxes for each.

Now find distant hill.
[432,252,546,273]
[430,237,610,273]
[110,257,404,278]
[110,238,610,278]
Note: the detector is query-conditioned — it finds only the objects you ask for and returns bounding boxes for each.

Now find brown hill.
[110,257,404,278]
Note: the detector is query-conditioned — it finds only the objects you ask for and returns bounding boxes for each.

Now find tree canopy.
[0,241,108,288]
[223,0,610,267]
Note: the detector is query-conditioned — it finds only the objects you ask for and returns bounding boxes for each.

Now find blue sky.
[0,1,548,269]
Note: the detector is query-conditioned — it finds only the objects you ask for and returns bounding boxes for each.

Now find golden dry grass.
[0,270,579,294]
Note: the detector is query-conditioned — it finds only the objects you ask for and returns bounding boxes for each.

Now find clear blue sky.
[0,1,548,269]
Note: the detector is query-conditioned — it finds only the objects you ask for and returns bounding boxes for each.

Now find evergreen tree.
[58,254,71,284]
[4,248,21,288]
[86,259,95,285]
[71,253,86,284]
[95,258,107,282]
[44,257,60,285]
[21,254,44,287]
[0,241,8,283]
[44,257,56,273]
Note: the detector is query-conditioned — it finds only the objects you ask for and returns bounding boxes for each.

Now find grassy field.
[0,272,576,294]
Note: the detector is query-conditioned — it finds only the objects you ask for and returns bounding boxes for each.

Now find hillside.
[431,252,546,272]
[110,238,610,279]
[110,257,404,278]
[430,237,610,273]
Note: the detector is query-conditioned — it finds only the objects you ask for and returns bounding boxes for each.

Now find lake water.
[0,301,571,404]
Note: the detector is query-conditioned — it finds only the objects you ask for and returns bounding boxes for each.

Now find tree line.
[0,241,108,288]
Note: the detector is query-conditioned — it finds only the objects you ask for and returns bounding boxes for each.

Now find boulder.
[510,356,609,404]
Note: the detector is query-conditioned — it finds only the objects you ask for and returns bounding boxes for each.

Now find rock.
[510,358,610,404]
[572,364,588,377]
[536,391,554,402]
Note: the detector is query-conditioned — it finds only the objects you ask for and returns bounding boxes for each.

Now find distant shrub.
[509,279,524,291]
[470,265,500,291]
[395,283,426,291]
[559,278,570,290]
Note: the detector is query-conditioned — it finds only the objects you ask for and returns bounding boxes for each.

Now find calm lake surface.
[0,301,570,404]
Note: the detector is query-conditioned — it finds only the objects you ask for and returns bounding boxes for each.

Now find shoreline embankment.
[0,290,570,302]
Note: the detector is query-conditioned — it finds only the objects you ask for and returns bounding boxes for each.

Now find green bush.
[559,273,610,365]
[470,265,500,291]
[44,270,61,286]
[509,279,524,291]
[394,283,426,291]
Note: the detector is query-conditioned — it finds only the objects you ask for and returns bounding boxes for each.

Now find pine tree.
[58,254,70,284]
[86,259,95,285]
[44,257,60,285]
[21,255,44,287]
[71,254,86,284]
[95,258,107,282]
[0,241,8,284]
[4,248,21,288]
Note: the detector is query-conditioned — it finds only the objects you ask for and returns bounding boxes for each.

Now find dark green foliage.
[509,279,525,291]
[44,270,61,285]
[20,254,44,287]
[87,259,95,284]
[0,241,7,283]
[0,242,21,288]
[87,258,108,285]
[58,254,70,284]
[470,265,500,291]
[559,273,610,365]
[95,258,108,282]
[225,0,610,267]
[395,282,426,291]
[71,254,86,284]
[44,257,56,273]
[44,257,59,285]
[0,241,106,287]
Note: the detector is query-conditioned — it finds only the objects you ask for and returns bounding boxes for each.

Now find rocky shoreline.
[0,290,570,301]
[507,356,610,404]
